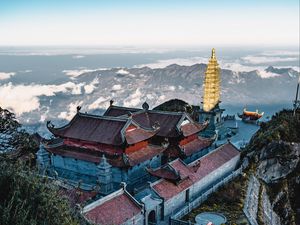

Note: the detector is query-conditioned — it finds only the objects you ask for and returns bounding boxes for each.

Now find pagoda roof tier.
[47,112,158,146]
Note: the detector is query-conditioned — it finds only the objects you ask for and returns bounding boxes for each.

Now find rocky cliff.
[243,109,300,225]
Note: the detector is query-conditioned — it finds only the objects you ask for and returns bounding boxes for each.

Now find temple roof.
[151,142,240,200]
[83,188,142,225]
[147,159,191,182]
[47,112,157,146]
[179,137,213,156]
[104,105,206,138]
[131,110,183,137]
[103,105,140,117]
[126,144,165,166]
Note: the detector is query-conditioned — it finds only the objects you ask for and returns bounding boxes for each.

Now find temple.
[238,108,264,123]
[38,102,212,194]
[198,48,227,139]
[36,48,242,225]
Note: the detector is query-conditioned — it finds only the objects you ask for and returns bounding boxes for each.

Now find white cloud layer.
[84,78,100,94]
[0,78,100,116]
[88,97,110,110]
[123,88,143,107]
[62,68,107,78]
[58,101,83,121]
[0,72,16,80]
[135,57,208,69]
[242,56,298,64]
[0,82,79,115]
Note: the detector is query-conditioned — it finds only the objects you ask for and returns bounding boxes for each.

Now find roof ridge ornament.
[142,102,149,110]
[76,106,81,112]
[46,120,54,128]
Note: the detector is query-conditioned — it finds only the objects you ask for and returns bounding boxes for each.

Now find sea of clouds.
[0,49,298,124]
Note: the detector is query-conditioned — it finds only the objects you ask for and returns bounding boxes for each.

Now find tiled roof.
[152,142,240,200]
[59,188,97,206]
[147,165,180,181]
[103,105,140,117]
[125,125,158,145]
[180,122,208,137]
[132,111,184,137]
[180,137,213,156]
[48,113,128,145]
[148,159,191,182]
[127,144,165,166]
[47,112,157,145]
[103,104,207,138]
[83,189,142,225]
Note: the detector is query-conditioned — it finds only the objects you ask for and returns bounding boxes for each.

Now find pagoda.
[198,48,227,139]
[203,48,221,112]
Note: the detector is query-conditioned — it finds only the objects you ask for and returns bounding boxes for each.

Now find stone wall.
[243,175,260,225]
[261,186,281,225]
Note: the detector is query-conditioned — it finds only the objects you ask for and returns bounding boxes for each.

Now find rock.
[257,142,300,183]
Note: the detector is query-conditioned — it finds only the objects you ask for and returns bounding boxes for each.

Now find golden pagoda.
[203,48,220,112]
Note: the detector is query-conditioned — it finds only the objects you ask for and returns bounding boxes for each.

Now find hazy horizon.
[0,0,299,46]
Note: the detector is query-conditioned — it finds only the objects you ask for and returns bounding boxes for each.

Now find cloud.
[0,81,86,115]
[135,57,208,69]
[84,78,99,94]
[0,72,16,80]
[88,97,110,110]
[117,69,129,75]
[58,101,83,121]
[72,55,85,59]
[256,70,280,79]
[62,69,96,78]
[242,56,298,64]
[62,68,108,79]
[18,70,32,73]
[112,84,122,91]
[39,107,50,122]
[123,88,143,107]
[260,51,299,57]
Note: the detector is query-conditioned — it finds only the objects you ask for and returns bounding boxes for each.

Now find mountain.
[265,66,299,77]
[10,64,299,128]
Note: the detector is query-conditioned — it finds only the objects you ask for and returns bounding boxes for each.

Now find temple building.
[37,102,212,194]
[81,142,240,224]
[198,48,228,139]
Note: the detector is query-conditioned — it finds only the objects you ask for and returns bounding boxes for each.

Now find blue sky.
[0,0,299,46]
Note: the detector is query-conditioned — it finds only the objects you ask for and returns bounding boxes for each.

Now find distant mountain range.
[17,63,299,130]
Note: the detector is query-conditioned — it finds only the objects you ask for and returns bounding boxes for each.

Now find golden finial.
[211,48,216,59]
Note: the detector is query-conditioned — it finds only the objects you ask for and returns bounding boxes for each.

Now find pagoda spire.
[203,48,221,112]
